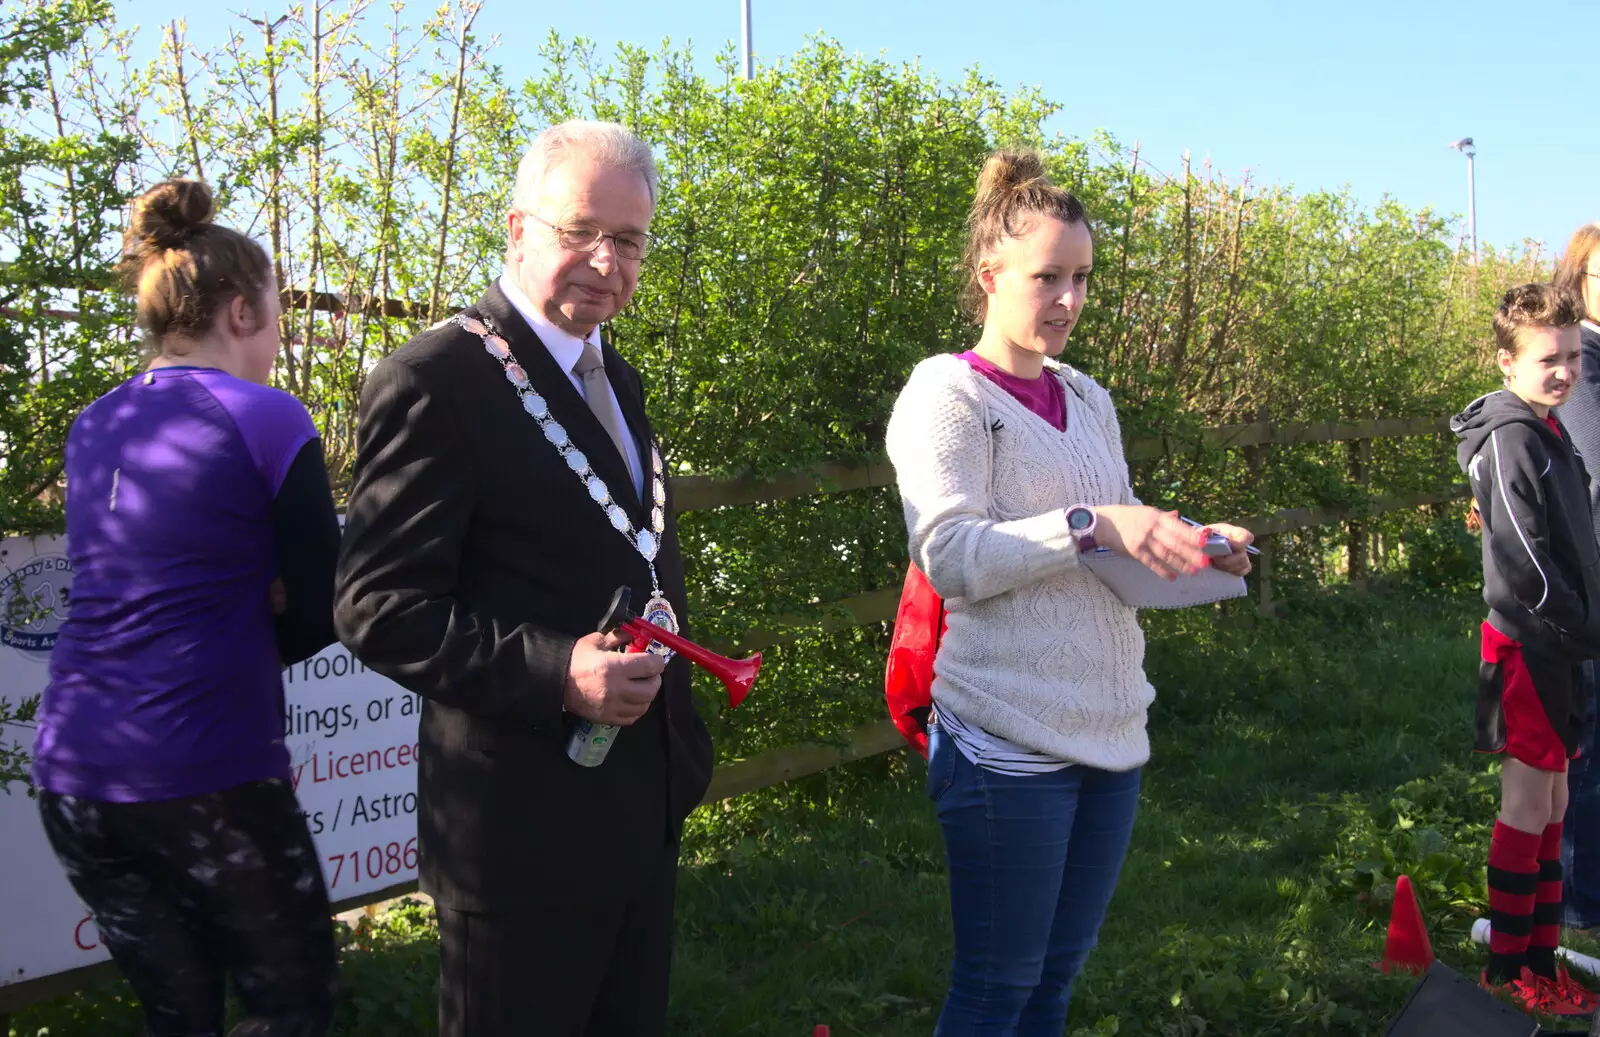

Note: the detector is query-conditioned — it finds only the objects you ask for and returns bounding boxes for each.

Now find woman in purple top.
[32,179,341,1037]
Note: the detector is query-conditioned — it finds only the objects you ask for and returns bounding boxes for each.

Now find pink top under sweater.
[957,351,1066,432]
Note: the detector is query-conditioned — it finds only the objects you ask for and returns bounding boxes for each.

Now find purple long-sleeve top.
[32,366,322,802]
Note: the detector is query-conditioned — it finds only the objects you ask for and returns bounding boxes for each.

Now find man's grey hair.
[510,119,659,213]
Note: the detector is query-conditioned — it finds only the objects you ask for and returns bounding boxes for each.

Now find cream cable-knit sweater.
[885,353,1155,771]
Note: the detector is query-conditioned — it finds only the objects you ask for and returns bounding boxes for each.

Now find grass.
[668,584,1491,1036]
[11,582,1572,1036]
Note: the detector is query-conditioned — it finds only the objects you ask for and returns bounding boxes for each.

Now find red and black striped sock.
[1487,820,1542,984]
[1527,821,1564,980]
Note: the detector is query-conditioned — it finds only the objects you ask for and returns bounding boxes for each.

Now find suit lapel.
[475,285,647,522]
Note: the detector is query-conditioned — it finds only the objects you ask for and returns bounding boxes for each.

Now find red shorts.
[1477,621,1583,772]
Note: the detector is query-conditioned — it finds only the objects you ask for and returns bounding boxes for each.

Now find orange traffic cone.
[1378,874,1435,974]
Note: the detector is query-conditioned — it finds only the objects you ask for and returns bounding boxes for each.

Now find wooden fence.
[679,416,1457,653]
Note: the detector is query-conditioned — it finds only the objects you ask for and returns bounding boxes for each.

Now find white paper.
[1079,548,1247,609]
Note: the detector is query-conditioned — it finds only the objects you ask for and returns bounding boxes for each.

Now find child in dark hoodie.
[1453,281,1600,1014]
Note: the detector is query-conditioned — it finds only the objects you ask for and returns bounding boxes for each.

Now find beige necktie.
[573,343,636,496]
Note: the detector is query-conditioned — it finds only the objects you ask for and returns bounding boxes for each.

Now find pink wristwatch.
[1066,505,1098,551]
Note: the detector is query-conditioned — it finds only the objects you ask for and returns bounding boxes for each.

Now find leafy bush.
[1318,765,1497,920]
[1402,511,1483,596]
[331,899,439,1034]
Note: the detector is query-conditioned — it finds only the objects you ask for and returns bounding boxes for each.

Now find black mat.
[1384,961,1542,1036]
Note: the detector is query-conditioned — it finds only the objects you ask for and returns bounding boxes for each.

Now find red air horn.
[600,587,760,708]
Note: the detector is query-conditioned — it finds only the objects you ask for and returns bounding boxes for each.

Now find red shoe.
[1551,967,1600,1013]
[1481,967,1590,1017]
[1481,968,1548,1015]
[1529,970,1593,1017]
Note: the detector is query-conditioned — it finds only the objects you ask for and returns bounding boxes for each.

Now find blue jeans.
[1563,659,1600,927]
[927,723,1142,1036]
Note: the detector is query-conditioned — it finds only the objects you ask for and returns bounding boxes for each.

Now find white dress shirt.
[497,272,645,498]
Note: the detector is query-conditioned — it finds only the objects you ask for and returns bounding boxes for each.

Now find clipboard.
[1079,548,1247,609]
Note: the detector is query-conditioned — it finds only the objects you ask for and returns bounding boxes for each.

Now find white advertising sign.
[0,534,421,993]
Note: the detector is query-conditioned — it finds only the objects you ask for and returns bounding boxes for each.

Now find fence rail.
[671,417,1449,513]
[0,274,446,323]
[711,483,1470,656]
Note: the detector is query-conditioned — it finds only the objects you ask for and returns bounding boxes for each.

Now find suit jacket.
[333,283,714,911]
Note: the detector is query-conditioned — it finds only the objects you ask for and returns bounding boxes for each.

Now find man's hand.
[563,630,667,725]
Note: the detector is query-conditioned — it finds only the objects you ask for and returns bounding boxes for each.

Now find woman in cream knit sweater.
[885,151,1254,1035]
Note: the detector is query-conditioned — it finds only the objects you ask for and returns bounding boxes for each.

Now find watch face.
[1068,507,1094,532]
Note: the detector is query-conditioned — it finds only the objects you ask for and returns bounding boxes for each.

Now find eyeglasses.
[520,210,653,261]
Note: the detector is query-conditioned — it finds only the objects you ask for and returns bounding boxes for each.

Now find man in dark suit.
[333,120,714,1037]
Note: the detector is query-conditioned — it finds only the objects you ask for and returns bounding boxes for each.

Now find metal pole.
[1465,150,1477,265]
[1447,138,1477,266]
[740,0,752,80]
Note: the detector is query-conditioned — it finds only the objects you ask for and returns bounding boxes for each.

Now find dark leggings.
[37,778,338,1037]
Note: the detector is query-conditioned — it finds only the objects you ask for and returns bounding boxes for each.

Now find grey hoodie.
[1453,389,1600,661]
[1554,321,1600,550]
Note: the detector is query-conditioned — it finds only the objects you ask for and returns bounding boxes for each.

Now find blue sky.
[120,0,1596,256]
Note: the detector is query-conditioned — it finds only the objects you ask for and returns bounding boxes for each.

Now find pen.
[1179,515,1262,556]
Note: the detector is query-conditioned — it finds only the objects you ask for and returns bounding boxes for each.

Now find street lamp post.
[1447,137,1477,265]
[740,0,753,80]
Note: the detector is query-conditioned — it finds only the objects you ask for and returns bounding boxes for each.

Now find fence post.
[1255,535,1277,618]
[1347,438,1371,590]
[1245,422,1277,618]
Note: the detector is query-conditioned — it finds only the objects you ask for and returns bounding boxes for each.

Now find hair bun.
[126,179,215,256]
[972,150,1049,213]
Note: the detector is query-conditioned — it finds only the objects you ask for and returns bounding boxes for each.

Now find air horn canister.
[565,587,761,767]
